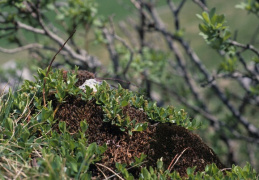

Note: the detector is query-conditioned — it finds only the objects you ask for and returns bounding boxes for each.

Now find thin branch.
[130,0,151,21]
[47,29,76,74]
[167,153,179,171]
[118,21,139,47]
[145,4,206,110]
[229,40,259,57]
[220,168,232,172]
[96,165,108,179]
[102,27,119,74]
[43,28,76,107]
[177,35,259,138]
[139,0,259,138]
[16,7,100,68]
[236,52,259,82]
[16,21,45,34]
[95,163,124,180]
[106,16,134,76]
[105,161,147,180]
[167,0,187,30]
[169,147,190,172]
[192,0,209,12]
[0,43,43,53]
[113,35,134,76]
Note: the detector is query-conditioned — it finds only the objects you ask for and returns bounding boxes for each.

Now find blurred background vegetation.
[1,1,258,67]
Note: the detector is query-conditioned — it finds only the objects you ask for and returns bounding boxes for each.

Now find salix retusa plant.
[97,0,259,170]
[1,0,259,171]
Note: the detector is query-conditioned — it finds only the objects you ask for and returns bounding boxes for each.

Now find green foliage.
[218,54,237,73]
[54,0,97,27]
[0,68,103,178]
[133,48,169,82]
[197,9,240,73]
[0,66,258,178]
[119,47,169,82]
[1,0,259,178]
[236,0,259,16]
[197,8,232,51]
[0,0,100,50]
[115,160,258,179]
[94,79,200,134]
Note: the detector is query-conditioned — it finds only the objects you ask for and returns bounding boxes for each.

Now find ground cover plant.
[0,0,259,179]
[0,68,258,179]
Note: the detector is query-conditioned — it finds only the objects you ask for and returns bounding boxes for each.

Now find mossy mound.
[49,70,225,178]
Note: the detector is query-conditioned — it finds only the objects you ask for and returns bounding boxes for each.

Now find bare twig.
[192,0,209,12]
[114,35,134,76]
[96,165,108,179]
[177,36,259,138]
[102,27,119,74]
[42,28,76,106]
[167,0,187,30]
[169,147,190,172]
[95,163,124,180]
[220,168,232,172]
[229,40,259,57]
[167,153,179,171]
[16,21,45,34]
[108,15,134,76]
[104,161,147,180]
[145,3,206,110]
[236,52,259,82]
[118,21,138,47]
[0,43,43,53]
[14,9,100,68]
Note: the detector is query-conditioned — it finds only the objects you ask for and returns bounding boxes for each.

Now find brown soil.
[50,70,225,178]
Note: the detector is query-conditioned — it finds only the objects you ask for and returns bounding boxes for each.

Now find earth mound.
[50,70,225,178]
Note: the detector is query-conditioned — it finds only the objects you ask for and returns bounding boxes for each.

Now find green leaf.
[80,120,88,133]
[121,100,128,107]
[187,167,195,175]
[70,162,78,172]
[20,128,30,142]
[59,121,67,133]
[202,12,210,24]
[47,3,55,10]
[235,3,247,10]
[142,168,151,179]
[80,173,92,179]
[6,118,13,131]
[133,123,148,132]
[199,24,208,33]
[56,14,65,20]
[196,14,203,20]
[223,30,231,41]
[216,14,225,24]
[209,8,216,19]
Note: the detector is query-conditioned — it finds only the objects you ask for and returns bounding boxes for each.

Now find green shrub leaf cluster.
[197,8,232,51]
[0,68,258,179]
